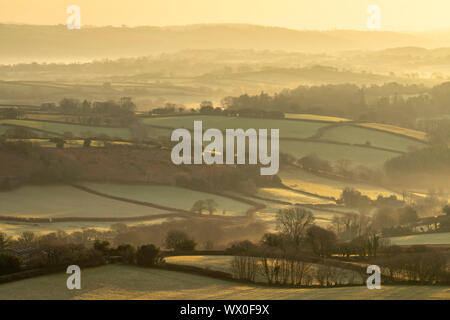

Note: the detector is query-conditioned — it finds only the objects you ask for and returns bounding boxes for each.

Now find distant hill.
[1,23,449,63]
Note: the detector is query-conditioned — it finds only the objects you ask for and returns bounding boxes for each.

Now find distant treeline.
[222,82,450,130]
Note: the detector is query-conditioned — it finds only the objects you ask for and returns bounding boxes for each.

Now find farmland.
[142,115,327,139]
[278,167,400,200]
[0,264,447,300]
[79,182,254,216]
[0,119,132,139]
[319,125,425,152]
[387,232,450,246]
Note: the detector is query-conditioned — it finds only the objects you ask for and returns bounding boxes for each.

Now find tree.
[307,226,337,257]
[0,232,11,250]
[114,244,136,264]
[0,253,22,275]
[136,244,163,266]
[443,204,450,216]
[18,232,36,246]
[165,230,197,251]
[276,208,314,248]
[93,240,110,255]
[205,199,218,215]
[191,200,206,214]
[398,206,418,225]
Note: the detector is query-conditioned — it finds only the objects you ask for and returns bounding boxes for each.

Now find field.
[0,218,179,238]
[142,115,327,139]
[256,187,333,205]
[79,182,253,216]
[280,140,398,168]
[357,123,428,142]
[284,113,350,122]
[387,232,450,246]
[279,167,400,200]
[0,119,132,139]
[0,264,447,300]
[0,185,169,219]
[320,125,425,152]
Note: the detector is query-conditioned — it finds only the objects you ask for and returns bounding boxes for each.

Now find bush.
[0,253,22,275]
[136,244,164,267]
[165,230,197,251]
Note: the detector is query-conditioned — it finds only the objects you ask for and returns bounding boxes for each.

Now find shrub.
[0,253,22,275]
[136,244,164,267]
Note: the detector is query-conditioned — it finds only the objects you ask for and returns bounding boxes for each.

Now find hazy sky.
[1,0,450,31]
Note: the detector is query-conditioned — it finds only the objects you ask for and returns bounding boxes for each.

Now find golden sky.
[1,0,450,31]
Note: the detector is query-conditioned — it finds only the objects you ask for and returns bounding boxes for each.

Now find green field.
[80,182,253,216]
[279,167,400,200]
[280,140,398,168]
[357,123,428,142]
[0,119,132,139]
[142,115,327,139]
[0,185,169,219]
[320,125,426,152]
[387,232,450,246]
[0,217,178,238]
[256,187,333,205]
[0,264,447,300]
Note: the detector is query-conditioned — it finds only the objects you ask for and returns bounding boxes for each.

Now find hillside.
[1,24,449,63]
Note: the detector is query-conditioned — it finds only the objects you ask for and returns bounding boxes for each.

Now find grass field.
[280,140,398,168]
[0,264,447,300]
[80,182,253,216]
[284,113,350,122]
[0,217,180,238]
[256,188,334,205]
[0,185,169,219]
[357,123,428,142]
[320,125,425,152]
[0,119,132,139]
[142,115,327,139]
[279,167,400,200]
[387,232,450,246]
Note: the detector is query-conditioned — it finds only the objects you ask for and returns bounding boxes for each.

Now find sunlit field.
[320,125,426,152]
[284,113,350,122]
[357,123,428,142]
[256,187,334,205]
[387,232,450,246]
[0,265,447,300]
[279,167,400,200]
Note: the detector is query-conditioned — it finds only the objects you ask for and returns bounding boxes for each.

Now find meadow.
[142,115,327,139]
[0,185,169,219]
[278,167,400,200]
[319,125,426,152]
[0,119,132,139]
[357,123,428,142]
[279,140,398,168]
[387,232,450,246]
[79,182,253,216]
[0,264,447,300]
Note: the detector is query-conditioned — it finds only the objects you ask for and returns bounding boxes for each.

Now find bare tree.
[276,207,314,248]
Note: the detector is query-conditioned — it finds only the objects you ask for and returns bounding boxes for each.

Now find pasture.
[142,115,327,139]
[0,185,169,219]
[79,182,253,216]
[0,119,132,140]
[357,123,428,142]
[387,232,450,246]
[279,167,400,200]
[320,125,425,152]
[0,264,447,300]
[284,113,350,122]
[280,140,398,168]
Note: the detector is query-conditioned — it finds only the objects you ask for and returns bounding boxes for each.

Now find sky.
[1,0,450,31]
